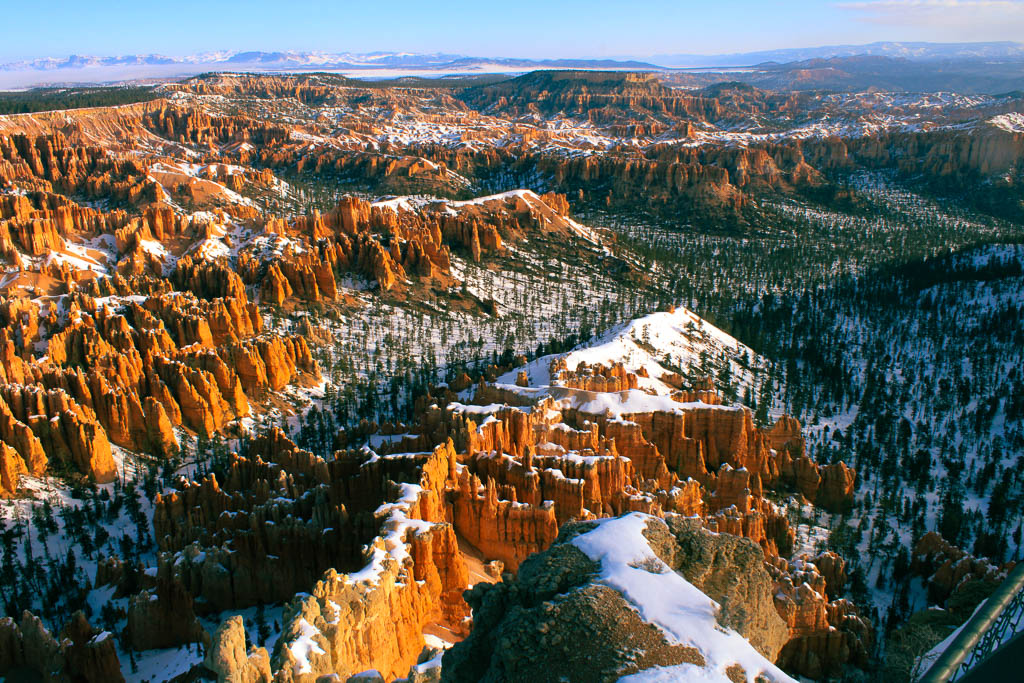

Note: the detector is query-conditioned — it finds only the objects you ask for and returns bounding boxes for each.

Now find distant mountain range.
[7,41,1024,75]
[650,41,1024,67]
[0,51,659,73]
[3,43,1024,91]
[0,51,663,89]
[0,52,449,71]
[660,54,1024,95]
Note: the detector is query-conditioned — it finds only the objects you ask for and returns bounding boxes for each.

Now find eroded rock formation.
[442,514,795,682]
[0,611,124,683]
[911,531,1016,604]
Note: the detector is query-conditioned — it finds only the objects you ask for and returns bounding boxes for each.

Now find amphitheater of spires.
[0,113,613,501]
[0,165,868,678]
[2,72,1020,230]
[1,68,1021,682]
[3,334,867,680]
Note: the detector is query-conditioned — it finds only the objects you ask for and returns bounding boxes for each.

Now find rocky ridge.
[159,71,1024,221]
[138,306,867,682]
[442,512,796,682]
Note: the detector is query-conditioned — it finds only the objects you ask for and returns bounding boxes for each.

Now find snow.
[186,237,231,261]
[498,306,766,402]
[44,244,108,275]
[137,238,169,259]
[0,433,291,682]
[988,112,1024,133]
[548,385,742,419]
[370,189,601,245]
[409,650,444,675]
[349,671,385,681]
[567,308,743,373]
[571,513,795,683]
[373,196,423,213]
[137,238,178,274]
[444,188,541,208]
[125,644,204,682]
[619,663,739,683]
[288,617,327,675]
[448,402,512,416]
[342,481,435,587]
[150,160,249,180]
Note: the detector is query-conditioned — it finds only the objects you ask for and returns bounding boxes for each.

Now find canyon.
[0,66,1021,683]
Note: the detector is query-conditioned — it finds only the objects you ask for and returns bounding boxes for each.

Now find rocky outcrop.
[60,612,126,683]
[261,262,293,305]
[0,205,319,487]
[0,611,124,683]
[459,71,783,127]
[0,441,28,497]
[246,189,577,297]
[661,516,790,661]
[219,336,319,394]
[0,130,156,204]
[911,532,1014,604]
[0,386,115,484]
[774,598,872,681]
[185,438,471,681]
[204,616,272,683]
[0,72,908,683]
[0,393,50,484]
[126,576,206,651]
[762,553,871,679]
[144,105,288,148]
[426,360,863,677]
[270,523,466,681]
[451,471,559,571]
[552,360,638,393]
[143,304,862,681]
[442,513,795,682]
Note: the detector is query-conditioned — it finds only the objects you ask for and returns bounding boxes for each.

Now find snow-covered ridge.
[573,513,795,683]
[371,188,542,213]
[342,480,435,587]
[500,305,767,400]
[989,112,1024,133]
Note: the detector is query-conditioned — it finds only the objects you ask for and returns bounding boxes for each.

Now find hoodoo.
[2,34,1022,683]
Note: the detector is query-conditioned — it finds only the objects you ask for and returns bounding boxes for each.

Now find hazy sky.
[4,0,1024,61]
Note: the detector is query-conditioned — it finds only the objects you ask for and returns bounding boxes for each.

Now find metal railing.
[918,561,1024,682]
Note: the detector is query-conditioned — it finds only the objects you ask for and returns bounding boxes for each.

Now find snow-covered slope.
[575,513,796,683]
[499,305,769,399]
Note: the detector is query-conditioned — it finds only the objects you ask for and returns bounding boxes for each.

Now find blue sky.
[5,0,1024,61]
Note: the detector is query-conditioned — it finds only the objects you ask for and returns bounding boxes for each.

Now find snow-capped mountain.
[0,51,662,89]
[0,51,462,71]
[8,42,1024,74]
[0,50,655,73]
